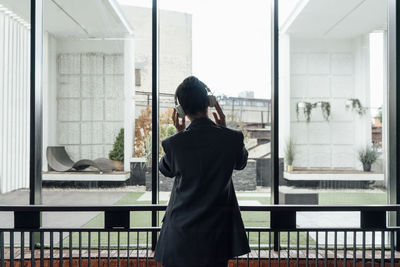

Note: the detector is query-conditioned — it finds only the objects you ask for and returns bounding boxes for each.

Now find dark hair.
[175,76,209,116]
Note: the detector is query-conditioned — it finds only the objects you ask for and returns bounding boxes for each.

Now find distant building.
[238,91,255,98]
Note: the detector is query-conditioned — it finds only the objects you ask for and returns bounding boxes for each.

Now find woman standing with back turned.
[154,76,250,267]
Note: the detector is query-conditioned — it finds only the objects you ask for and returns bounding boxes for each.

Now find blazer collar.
[187,117,215,130]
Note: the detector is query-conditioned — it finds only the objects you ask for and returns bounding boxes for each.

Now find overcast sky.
[119,0,272,99]
[118,0,384,112]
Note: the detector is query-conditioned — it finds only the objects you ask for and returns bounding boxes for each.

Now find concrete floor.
[0,189,131,245]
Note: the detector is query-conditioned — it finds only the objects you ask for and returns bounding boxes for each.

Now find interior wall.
[289,37,371,169]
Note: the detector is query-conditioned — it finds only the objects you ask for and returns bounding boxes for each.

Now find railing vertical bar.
[268,231,271,267]
[146,231,149,267]
[306,231,309,267]
[277,231,281,267]
[40,231,44,267]
[334,231,337,267]
[79,231,82,267]
[88,232,91,267]
[344,231,347,267]
[0,232,4,267]
[287,231,290,267]
[98,232,101,267]
[107,231,110,267]
[50,231,54,267]
[10,231,14,267]
[372,231,375,267]
[31,231,34,267]
[247,231,250,267]
[353,231,356,267]
[60,231,63,267]
[381,231,384,267]
[316,231,319,267]
[258,231,260,267]
[362,231,366,267]
[128,231,130,267]
[21,231,25,267]
[117,231,120,267]
[69,231,72,267]
[324,231,328,267]
[296,231,299,267]
[391,230,394,267]
[137,231,139,267]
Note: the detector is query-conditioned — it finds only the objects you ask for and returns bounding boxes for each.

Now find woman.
[154,76,250,267]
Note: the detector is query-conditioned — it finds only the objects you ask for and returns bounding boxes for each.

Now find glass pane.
[278,0,388,209]
[158,0,272,237]
[0,0,31,250]
[41,0,153,246]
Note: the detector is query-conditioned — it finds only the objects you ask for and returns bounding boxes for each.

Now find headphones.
[174,86,217,118]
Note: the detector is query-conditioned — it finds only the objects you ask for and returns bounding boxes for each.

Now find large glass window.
[157,0,272,247]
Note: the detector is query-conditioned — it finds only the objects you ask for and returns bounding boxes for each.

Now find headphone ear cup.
[208,95,217,107]
[175,105,186,118]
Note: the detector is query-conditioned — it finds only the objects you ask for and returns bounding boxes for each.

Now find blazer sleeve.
[234,132,248,170]
[159,139,176,178]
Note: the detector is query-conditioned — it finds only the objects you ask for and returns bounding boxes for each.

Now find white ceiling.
[284,0,388,39]
[0,0,132,38]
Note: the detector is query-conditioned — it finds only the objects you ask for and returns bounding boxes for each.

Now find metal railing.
[0,205,400,266]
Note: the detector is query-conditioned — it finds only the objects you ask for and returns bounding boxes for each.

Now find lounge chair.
[47,146,116,172]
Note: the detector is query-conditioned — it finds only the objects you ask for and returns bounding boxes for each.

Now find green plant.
[296,101,315,122]
[358,144,379,172]
[320,101,331,121]
[346,98,366,116]
[109,128,124,162]
[377,106,382,123]
[143,124,177,169]
[284,138,296,166]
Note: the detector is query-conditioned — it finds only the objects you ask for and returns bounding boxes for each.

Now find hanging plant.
[346,98,366,116]
[318,101,331,121]
[296,101,315,122]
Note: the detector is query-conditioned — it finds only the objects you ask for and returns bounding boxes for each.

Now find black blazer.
[154,117,250,266]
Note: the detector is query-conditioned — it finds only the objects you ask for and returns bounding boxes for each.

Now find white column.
[279,34,291,158]
[0,10,4,192]
[124,37,135,172]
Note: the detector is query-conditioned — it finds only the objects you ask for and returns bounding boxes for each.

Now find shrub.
[109,128,124,162]
[358,144,379,172]
[284,138,295,166]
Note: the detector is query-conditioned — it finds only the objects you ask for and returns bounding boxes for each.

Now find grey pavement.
[0,189,131,245]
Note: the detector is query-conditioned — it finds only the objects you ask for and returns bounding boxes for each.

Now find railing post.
[15,211,41,250]
[151,0,160,251]
[388,0,400,251]
[105,211,130,229]
[271,0,280,251]
[29,0,43,249]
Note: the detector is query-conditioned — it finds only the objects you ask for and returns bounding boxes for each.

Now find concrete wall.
[121,6,192,116]
[289,37,372,169]
[55,51,125,161]
[0,9,30,193]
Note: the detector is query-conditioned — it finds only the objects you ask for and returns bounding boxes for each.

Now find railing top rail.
[1,204,400,212]
[0,226,398,232]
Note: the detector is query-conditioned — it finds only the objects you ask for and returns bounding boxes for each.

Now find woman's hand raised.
[212,102,226,127]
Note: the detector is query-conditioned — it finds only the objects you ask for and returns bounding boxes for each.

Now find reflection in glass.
[278,0,388,207]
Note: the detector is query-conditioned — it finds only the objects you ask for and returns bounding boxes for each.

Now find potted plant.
[358,144,379,172]
[284,138,296,172]
[346,98,366,116]
[296,101,315,122]
[109,128,124,170]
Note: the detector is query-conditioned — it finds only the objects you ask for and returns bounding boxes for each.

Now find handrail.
[0,204,400,212]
